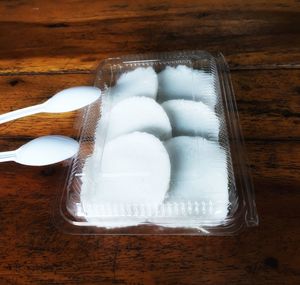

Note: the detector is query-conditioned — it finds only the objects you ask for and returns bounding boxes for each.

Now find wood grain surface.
[0,1,299,284]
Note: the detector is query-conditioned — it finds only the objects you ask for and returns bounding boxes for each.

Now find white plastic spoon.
[0,135,79,166]
[0,86,101,124]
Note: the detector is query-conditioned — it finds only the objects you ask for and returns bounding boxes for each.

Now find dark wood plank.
[0,70,299,140]
[0,140,299,285]
[232,69,300,140]
[0,0,299,74]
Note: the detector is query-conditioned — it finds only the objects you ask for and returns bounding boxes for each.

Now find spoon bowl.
[0,86,101,124]
[0,135,79,166]
[44,86,101,113]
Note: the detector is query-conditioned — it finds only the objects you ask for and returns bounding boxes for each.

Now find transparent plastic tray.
[54,51,258,235]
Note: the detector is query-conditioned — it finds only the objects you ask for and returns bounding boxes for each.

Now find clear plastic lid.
[54,51,258,235]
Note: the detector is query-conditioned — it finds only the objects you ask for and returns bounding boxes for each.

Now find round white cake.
[106,97,172,140]
[158,65,216,109]
[162,99,219,140]
[161,136,229,225]
[111,67,158,104]
[80,132,171,226]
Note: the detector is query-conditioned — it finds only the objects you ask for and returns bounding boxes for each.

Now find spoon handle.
[0,103,44,124]
[0,151,16,162]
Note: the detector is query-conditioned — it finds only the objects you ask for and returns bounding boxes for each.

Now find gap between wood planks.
[0,64,300,76]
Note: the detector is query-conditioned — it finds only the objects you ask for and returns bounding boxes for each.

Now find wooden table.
[0,1,299,284]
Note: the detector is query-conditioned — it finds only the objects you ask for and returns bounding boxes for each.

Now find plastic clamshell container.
[55,51,258,235]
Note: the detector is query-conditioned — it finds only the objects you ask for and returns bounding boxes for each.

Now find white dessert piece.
[165,136,228,203]
[158,65,217,109]
[111,67,158,105]
[151,137,229,227]
[80,132,171,227]
[162,100,219,140]
[106,97,172,141]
